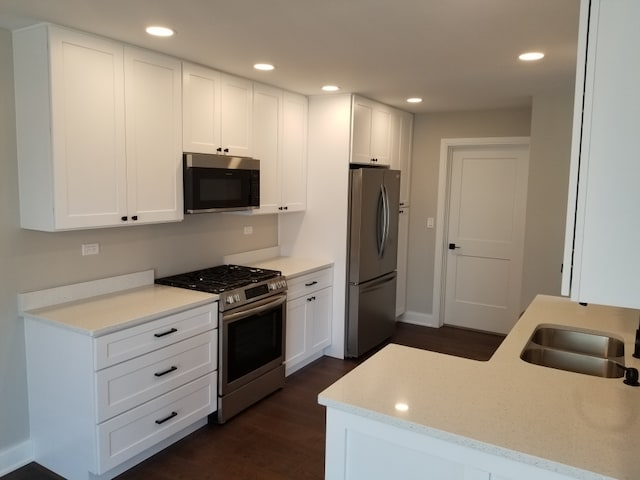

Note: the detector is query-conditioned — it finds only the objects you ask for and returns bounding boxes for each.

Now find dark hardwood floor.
[3,323,504,480]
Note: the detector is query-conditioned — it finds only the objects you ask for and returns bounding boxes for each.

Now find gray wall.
[0,28,278,456]
[406,90,575,321]
[406,108,533,318]
[521,88,575,310]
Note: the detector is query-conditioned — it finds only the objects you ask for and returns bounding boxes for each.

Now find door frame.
[432,137,531,327]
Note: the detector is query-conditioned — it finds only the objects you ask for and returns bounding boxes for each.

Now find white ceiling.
[0,0,581,113]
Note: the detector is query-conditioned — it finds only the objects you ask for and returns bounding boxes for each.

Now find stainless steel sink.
[530,326,625,358]
[520,325,625,378]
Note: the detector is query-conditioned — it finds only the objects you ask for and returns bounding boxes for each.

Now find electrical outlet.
[427,217,435,229]
[243,226,253,235]
[81,243,100,256]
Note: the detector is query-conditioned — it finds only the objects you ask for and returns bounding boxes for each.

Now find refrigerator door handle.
[380,184,390,257]
[377,185,385,257]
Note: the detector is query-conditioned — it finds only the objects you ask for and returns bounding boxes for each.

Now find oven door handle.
[223,293,287,322]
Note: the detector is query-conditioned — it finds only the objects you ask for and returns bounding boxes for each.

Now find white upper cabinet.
[390,110,414,206]
[182,63,253,157]
[250,84,307,214]
[124,47,183,224]
[12,24,183,231]
[562,0,640,308]
[14,25,128,230]
[280,91,308,212]
[351,96,392,166]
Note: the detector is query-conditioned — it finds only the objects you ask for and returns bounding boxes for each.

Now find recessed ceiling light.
[322,85,340,92]
[394,402,409,412]
[254,63,275,71]
[406,97,423,103]
[519,52,544,61]
[145,26,174,37]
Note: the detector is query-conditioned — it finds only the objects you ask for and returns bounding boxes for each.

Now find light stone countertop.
[21,285,217,337]
[319,295,640,480]
[248,256,334,279]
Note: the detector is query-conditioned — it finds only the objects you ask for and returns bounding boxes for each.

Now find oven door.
[219,293,286,396]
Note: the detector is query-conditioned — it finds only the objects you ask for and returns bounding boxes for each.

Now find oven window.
[227,308,283,384]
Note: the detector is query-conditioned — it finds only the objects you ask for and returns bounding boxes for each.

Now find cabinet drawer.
[96,330,217,422]
[96,372,216,474]
[287,268,333,300]
[95,302,217,369]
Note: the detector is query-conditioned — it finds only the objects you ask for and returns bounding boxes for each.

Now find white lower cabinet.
[24,302,218,480]
[325,409,582,480]
[285,267,333,375]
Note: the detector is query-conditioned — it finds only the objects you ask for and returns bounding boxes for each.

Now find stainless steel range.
[156,265,287,423]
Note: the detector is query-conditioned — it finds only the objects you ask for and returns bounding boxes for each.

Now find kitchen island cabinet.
[20,272,218,480]
[13,24,183,231]
[320,295,640,480]
[562,0,640,309]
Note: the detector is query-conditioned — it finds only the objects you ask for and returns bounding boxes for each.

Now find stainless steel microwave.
[183,153,260,213]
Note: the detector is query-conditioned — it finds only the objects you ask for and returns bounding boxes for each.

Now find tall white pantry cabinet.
[13,24,183,231]
[562,0,640,309]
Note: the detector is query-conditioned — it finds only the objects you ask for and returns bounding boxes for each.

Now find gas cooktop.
[155,264,282,294]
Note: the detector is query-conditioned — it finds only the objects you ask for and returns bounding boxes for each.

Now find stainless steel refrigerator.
[346,167,401,357]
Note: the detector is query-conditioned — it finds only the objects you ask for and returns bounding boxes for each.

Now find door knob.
[448,243,461,250]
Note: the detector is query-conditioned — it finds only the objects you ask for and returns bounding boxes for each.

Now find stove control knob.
[234,294,241,302]
[226,296,234,304]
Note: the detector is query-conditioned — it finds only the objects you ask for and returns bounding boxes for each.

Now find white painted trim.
[397,311,438,328]
[432,137,531,328]
[18,270,155,312]
[0,440,33,476]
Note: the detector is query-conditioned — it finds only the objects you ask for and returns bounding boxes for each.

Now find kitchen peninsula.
[319,295,640,480]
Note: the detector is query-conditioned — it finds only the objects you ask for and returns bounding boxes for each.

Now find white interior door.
[443,144,529,334]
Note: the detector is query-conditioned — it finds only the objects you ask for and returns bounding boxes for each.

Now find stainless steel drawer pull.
[154,327,178,338]
[154,366,178,377]
[155,411,178,425]
[305,281,318,287]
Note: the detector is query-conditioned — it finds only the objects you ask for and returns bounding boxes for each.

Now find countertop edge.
[318,395,612,480]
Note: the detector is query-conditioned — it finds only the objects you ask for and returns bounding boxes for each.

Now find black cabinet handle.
[154,366,178,377]
[223,148,229,153]
[283,206,288,210]
[154,327,178,338]
[132,215,138,221]
[216,147,222,152]
[449,243,461,250]
[121,216,128,221]
[305,281,318,287]
[155,411,178,425]
[307,296,316,302]
[278,206,283,210]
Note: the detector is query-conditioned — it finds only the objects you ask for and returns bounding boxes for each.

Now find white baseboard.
[0,440,33,476]
[397,311,440,328]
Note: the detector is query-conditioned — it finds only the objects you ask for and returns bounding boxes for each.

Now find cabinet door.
[252,83,282,214]
[351,96,374,164]
[48,27,128,229]
[220,73,253,157]
[351,96,392,165]
[309,286,332,352]
[398,112,413,206]
[566,0,640,308]
[182,63,222,154]
[124,47,183,224]
[396,207,409,317]
[285,296,308,368]
[281,92,308,212]
[370,105,392,165]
